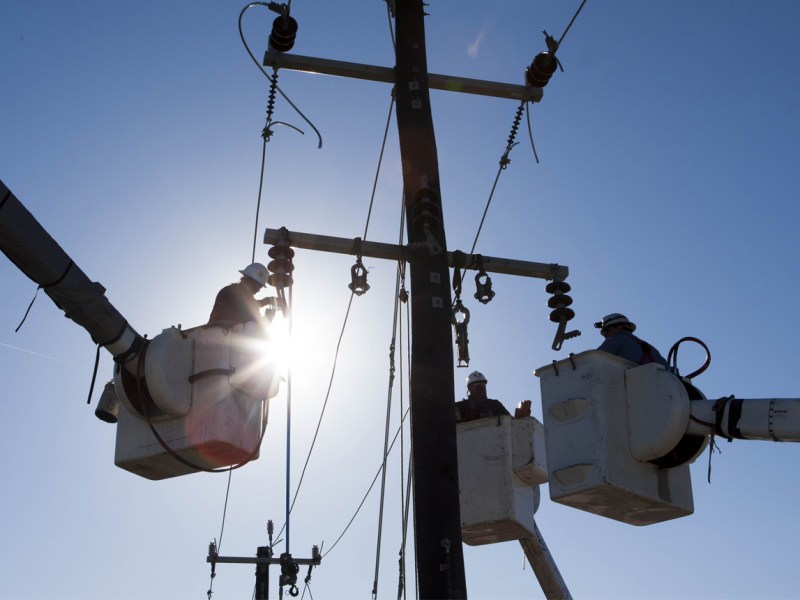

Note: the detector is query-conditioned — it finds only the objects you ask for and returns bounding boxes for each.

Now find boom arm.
[0,180,145,368]
[687,397,800,442]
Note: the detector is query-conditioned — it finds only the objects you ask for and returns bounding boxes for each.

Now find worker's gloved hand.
[259,296,287,312]
[514,400,532,418]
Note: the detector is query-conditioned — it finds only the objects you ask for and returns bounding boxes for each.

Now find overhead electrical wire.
[275,291,355,542]
[363,96,396,240]
[321,405,411,559]
[371,211,408,599]
[276,89,397,538]
[463,0,589,267]
[207,470,234,599]
[238,3,322,149]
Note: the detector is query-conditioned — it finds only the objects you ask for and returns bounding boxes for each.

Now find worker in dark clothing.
[455,371,510,423]
[208,262,276,325]
[595,313,667,366]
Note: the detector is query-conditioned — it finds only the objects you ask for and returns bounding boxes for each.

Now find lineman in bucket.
[208,263,279,326]
[595,313,666,366]
[454,371,510,423]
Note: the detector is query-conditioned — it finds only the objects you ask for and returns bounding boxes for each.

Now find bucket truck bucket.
[113,322,280,480]
[535,350,703,526]
[457,415,548,545]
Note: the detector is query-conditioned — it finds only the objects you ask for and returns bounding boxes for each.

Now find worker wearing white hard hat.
[208,262,279,325]
[595,313,666,366]
[455,371,510,423]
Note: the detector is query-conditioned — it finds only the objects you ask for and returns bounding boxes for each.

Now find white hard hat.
[594,313,636,335]
[239,262,269,287]
[467,371,487,386]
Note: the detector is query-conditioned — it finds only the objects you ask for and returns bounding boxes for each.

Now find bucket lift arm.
[0,181,145,370]
[519,524,572,600]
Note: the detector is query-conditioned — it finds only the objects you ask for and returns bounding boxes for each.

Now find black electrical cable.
[275,92,397,538]
[667,336,711,379]
[275,291,356,541]
[363,96,396,241]
[322,406,410,559]
[238,3,323,148]
[557,0,589,49]
[371,229,407,599]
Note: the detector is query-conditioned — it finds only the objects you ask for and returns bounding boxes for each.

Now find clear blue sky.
[2,1,799,598]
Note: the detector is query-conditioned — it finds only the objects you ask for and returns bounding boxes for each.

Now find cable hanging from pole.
[239,2,322,148]
[274,92,397,540]
[370,211,408,599]
[463,0,590,278]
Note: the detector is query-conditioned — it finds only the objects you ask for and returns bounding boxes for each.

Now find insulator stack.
[525,51,557,88]
[267,240,295,289]
[545,280,574,324]
[269,15,298,52]
[546,279,581,351]
[348,257,370,296]
[411,188,442,230]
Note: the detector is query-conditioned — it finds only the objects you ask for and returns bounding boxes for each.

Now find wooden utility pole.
[262,5,578,597]
[394,2,467,598]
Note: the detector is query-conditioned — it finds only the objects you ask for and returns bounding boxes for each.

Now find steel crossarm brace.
[263,227,569,281]
[264,49,543,102]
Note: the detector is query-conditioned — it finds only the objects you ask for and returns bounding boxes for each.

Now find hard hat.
[594,313,636,335]
[467,371,487,386]
[239,262,269,287]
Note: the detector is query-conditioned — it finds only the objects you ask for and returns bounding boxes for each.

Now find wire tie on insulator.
[452,300,470,368]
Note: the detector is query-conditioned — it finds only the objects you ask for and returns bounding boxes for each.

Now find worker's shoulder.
[215,282,244,298]
[485,398,510,415]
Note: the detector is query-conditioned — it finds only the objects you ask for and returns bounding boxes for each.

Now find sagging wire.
[323,205,411,564]
[371,209,408,599]
[207,470,234,600]
[384,0,396,49]
[363,95,396,241]
[468,101,525,259]
[395,201,411,600]
[275,291,356,542]
[557,0,588,48]
[460,0,590,280]
[274,79,397,547]
[247,3,308,263]
[238,2,322,149]
[321,405,411,559]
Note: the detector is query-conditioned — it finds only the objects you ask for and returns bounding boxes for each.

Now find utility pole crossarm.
[264,49,543,102]
[263,227,568,281]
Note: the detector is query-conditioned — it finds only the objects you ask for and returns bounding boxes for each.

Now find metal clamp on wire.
[280,552,300,596]
[473,257,495,304]
[349,238,370,296]
[452,300,470,368]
